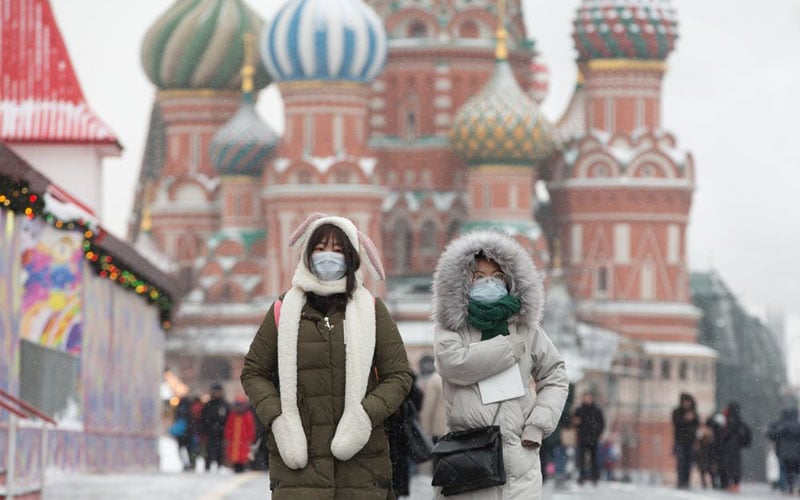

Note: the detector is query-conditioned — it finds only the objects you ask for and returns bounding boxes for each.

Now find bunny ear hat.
[289,212,386,281]
[270,213,384,470]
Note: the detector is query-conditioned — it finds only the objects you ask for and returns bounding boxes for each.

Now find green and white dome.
[450,60,557,165]
[141,0,271,90]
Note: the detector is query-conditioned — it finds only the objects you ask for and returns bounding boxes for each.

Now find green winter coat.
[241,296,412,499]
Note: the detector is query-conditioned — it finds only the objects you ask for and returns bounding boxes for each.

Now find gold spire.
[140,207,152,233]
[241,33,255,94]
[495,0,508,61]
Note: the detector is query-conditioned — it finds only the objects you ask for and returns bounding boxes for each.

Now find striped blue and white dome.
[261,0,387,83]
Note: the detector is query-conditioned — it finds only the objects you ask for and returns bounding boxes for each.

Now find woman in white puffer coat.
[432,231,568,500]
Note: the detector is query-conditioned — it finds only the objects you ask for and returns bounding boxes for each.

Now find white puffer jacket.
[432,231,569,500]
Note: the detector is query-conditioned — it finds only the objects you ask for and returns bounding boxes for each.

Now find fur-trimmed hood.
[432,230,544,333]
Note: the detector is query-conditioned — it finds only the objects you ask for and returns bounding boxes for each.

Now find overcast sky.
[50,0,800,319]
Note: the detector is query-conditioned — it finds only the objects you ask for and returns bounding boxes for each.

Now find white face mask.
[311,251,346,281]
[469,277,508,304]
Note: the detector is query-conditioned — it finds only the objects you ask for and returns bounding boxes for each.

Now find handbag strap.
[491,402,502,426]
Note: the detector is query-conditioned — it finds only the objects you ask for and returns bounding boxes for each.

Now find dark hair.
[305,223,361,298]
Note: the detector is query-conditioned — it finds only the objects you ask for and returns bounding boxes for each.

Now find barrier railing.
[0,389,56,500]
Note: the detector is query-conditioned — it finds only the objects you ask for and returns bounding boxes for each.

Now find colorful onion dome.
[573,0,679,62]
[450,60,557,165]
[261,0,387,83]
[209,94,278,177]
[141,0,271,90]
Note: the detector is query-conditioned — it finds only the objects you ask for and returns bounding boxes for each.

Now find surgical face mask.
[469,277,508,304]
[311,251,346,281]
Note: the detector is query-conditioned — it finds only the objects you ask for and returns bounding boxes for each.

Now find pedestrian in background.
[241,214,412,499]
[695,424,715,489]
[717,401,751,492]
[224,395,256,473]
[188,396,204,470]
[572,392,605,485]
[386,374,424,497]
[419,367,447,444]
[201,382,229,472]
[432,230,568,500]
[767,408,800,494]
[705,409,727,489]
[169,397,193,471]
[671,392,699,489]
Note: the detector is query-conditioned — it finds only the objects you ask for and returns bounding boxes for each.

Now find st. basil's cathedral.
[129,0,716,478]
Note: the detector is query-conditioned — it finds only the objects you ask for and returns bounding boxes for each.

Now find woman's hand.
[522,439,540,449]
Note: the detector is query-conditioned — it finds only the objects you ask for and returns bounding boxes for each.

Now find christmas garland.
[0,173,174,329]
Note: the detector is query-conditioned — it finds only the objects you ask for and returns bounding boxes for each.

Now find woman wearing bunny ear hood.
[432,231,568,500]
[241,214,412,499]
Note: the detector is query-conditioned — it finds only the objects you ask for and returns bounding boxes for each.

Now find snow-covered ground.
[39,438,773,499]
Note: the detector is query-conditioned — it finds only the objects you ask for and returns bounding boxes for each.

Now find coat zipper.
[323,316,333,331]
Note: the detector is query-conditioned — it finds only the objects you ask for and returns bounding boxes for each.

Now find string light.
[0,173,175,329]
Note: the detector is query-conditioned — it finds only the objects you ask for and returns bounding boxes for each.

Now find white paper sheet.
[478,362,526,405]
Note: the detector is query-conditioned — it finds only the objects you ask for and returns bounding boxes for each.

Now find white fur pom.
[330,405,373,461]
[271,413,308,469]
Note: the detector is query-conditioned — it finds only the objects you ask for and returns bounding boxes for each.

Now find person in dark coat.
[540,383,574,487]
[201,382,230,471]
[173,397,195,471]
[717,402,751,492]
[767,408,800,493]
[572,392,605,485]
[671,393,699,489]
[386,374,424,497]
[695,424,715,489]
[705,410,727,489]
[240,215,413,499]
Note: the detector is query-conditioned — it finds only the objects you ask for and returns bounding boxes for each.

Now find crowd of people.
[169,382,268,473]
[671,393,753,492]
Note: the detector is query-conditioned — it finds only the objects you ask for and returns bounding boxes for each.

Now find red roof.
[0,0,121,151]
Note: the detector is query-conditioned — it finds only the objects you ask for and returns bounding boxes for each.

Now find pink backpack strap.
[273,299,282,328]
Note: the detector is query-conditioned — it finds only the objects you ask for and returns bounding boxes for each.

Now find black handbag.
[403,400,434,463]
[431,406,505,496]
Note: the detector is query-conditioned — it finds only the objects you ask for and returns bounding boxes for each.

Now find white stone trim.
[577,300,702,319]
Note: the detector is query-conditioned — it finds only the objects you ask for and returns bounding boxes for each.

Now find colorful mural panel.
[1,209,164,473]
[81,269,113,429]
[20,219,84,355]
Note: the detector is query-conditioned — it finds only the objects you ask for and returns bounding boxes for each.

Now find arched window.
[408,20,427,38]
[459,20,479,38]
[661,359,672,380]
[176,233,198,263]
[405,110,417,139]
[392,219,413,274]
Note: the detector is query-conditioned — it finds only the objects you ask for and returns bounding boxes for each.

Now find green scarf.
[467,295,522,341]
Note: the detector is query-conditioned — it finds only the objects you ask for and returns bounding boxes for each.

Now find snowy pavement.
[41,472,777,500]
[39,438,775,499]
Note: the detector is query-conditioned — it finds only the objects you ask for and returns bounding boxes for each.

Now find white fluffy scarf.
[270,247,377,469]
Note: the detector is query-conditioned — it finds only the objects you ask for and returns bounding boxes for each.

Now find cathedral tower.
[260,0,389,295]
[549,0,697,343]
[548,0,716,478]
